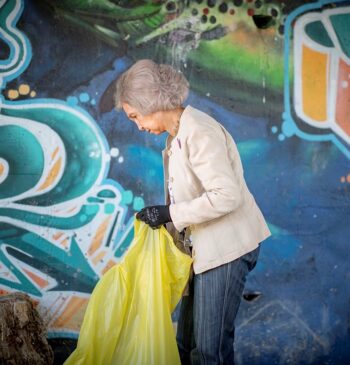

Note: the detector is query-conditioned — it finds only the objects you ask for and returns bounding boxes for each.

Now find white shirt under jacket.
[163,105,271,274]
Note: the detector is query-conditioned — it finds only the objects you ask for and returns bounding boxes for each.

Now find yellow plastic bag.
[64,220,193,365]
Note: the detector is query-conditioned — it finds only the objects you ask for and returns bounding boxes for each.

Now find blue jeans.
[176,247,260,365]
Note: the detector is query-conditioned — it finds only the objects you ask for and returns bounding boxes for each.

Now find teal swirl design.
[0,123,44,199]
[1,101,108,205]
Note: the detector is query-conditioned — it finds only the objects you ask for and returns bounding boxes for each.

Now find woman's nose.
[134,120,144,131]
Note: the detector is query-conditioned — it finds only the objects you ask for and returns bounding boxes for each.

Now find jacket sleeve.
[169,123,243,232]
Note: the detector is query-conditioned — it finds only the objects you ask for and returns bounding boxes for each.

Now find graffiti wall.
[0,0,349,364]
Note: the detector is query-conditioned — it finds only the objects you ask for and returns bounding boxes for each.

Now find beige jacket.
[163,105,271,274]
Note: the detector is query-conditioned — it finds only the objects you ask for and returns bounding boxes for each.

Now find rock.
[0,292,54,365]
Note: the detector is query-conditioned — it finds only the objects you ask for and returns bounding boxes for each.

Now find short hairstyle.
[114,59,189,115]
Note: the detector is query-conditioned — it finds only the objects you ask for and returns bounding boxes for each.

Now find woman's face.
[122,102,164,135]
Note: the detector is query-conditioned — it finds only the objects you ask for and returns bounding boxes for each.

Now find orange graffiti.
[52,296,89,331]
[23,269,50,289]
[88,217,111,256]
[302,45,328,122]
[39,157,62,191]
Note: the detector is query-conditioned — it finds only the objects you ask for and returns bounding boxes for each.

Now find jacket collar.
[163,105,192,152]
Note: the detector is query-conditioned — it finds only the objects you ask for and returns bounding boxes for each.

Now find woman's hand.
[136,205,172,229]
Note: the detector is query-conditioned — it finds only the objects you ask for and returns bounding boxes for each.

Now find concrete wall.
[0,0,349,363]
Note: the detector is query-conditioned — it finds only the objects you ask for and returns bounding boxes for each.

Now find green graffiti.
[104,203,115,214]
[0,125,44,199]
[121,190,133,205]
[114,223,134,258]
[0,204,99,229]
[330,13,350,58]
[0,223,98,295]
[305,21,334,47]
[133,197,145,211]
[97,189,116,198]
[43,0,161,47]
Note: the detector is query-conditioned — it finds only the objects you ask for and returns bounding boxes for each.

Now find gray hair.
[114,59,189,115]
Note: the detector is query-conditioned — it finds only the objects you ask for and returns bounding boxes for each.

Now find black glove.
[136,205,172,229]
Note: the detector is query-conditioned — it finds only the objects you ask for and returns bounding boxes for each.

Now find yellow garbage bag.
[64,220,192,365]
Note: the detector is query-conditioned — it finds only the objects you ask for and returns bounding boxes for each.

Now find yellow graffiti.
[7,89,19,99]
[6,84,36,99]
[18,84,30,95]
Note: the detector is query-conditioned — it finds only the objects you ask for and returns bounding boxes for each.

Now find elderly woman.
[115,59,271,365]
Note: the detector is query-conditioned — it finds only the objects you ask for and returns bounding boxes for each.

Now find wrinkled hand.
[136,205,172,229]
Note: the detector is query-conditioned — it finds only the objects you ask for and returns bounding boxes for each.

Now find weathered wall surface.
[0,0,349,363]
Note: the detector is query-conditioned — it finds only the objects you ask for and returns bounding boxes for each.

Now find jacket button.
[167,150,172,156]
